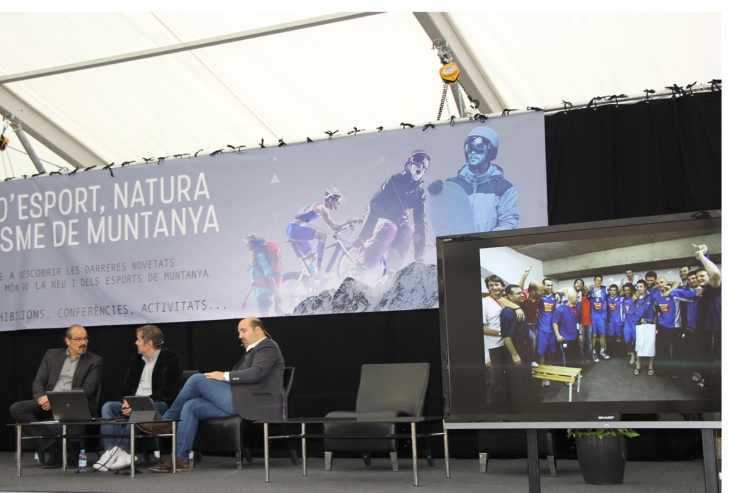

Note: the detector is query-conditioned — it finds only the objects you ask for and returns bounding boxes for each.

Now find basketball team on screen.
[483,244,721,403]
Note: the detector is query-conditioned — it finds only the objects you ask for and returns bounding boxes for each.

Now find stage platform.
[0,451,712,493]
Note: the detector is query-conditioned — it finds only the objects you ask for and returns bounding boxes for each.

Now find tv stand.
[445,420,721,493]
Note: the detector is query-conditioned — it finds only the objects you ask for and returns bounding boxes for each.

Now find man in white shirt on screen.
[482,275,522,403]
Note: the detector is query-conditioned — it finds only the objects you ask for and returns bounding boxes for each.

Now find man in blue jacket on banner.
[428,126,519,235]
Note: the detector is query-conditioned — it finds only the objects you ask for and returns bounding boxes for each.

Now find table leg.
[302,422,307,476]
[172,422,177,474]
[412,422,419,487]
[130,425,136,478]
[16,425,22,478]
[702,429,720,493]
[443,427,450,478]
[526,429,541,493]
[62,424,67,472]
[264,423,270,483]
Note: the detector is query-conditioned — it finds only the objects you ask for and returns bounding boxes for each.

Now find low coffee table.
[258,416,449,486]
[10,418,178,478]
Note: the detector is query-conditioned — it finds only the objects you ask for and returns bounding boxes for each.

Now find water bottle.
[78,449,87,472]
[33,452,40,464]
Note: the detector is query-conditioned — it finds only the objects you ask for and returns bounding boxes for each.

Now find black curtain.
[546,91,720,224]
[0,91,721,454]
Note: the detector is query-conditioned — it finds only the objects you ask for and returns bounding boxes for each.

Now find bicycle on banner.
[279,223,386,314]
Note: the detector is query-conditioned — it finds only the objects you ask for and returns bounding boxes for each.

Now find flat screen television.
[437,212,721,427]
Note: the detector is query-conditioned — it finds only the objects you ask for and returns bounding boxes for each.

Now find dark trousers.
[527,323,538,361]
[488,346,508,403]
[559,340,580,367]
[698,331,722,390]
[656,325,683,369]
[505,340,533,406]
[698,331,722,363]
[9,400,82,452]
[684,327,701,365]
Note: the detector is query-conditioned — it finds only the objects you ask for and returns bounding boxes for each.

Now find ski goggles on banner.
[408,153,430,170]
[464,137,492,154]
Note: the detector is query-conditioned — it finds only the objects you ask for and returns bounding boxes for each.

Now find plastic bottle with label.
[78,449,87,472]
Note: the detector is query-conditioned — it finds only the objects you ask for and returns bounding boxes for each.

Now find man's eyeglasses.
[464,137,492,154]
[68,337,89,342]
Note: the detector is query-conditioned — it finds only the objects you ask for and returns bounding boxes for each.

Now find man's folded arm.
[228,344,280,385]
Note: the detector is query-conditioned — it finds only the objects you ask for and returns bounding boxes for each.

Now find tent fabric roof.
[0,11,722,178]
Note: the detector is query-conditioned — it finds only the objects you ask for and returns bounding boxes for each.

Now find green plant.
[567,428,640,439]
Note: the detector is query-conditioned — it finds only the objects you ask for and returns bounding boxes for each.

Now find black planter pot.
[575,434,627,484]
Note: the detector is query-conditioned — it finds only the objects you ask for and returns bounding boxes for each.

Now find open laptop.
[124,396,163,423]
[46,390,93,422]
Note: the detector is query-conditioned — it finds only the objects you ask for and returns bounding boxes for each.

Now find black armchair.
[323,362,431,472]
[191,367,297,469]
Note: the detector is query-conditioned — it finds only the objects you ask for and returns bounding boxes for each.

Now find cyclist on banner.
[354,150,429,275]
[286,187,363,276]
[241,234,282,316]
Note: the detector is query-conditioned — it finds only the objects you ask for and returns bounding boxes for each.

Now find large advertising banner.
[0,112,548,331]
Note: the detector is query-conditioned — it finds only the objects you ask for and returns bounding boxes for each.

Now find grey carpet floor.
[0,451,714,493]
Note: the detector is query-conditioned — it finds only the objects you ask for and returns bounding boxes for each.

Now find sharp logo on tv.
[438,212,721,423]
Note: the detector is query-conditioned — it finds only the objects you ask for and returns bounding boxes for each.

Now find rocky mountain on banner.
[290,262,438,316]
[372,262,438,312]
[292,290,334,315]
[331,277,375,313]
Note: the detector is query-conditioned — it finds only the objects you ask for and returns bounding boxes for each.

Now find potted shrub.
[567,428,640,484]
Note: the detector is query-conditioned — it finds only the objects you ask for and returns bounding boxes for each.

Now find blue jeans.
[101,400,169,453]
[161,374,238,461]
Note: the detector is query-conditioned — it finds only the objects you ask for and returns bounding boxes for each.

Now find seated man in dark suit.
[93,325,183,472]
[9,324,103,469]
[138,317,286,473]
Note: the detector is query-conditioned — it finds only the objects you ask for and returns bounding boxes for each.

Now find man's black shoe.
[41,452,63,469]
[41,450,81,469]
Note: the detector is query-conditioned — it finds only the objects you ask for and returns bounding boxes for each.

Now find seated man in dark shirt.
[9,324,103,469]
[94,325,183,472]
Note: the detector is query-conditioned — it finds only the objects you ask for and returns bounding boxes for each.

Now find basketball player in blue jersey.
[286,188,362,276]
[606,284,624,349]
[683,271,703,382]
[621,284,638,365]
[587,275,610,362]
[684,271,701,333]
[644,270,679,297]
[536,278,568,384]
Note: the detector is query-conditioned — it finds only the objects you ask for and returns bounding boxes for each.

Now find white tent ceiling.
[0,11,722,178]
